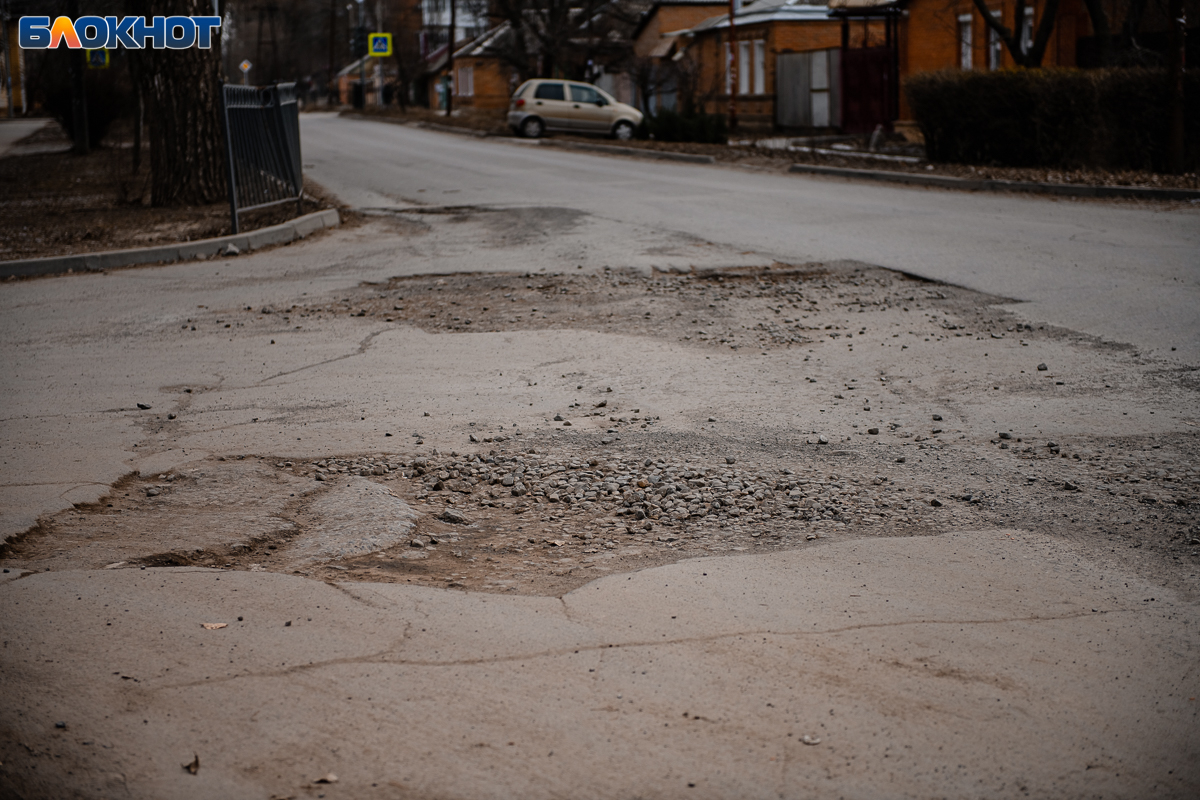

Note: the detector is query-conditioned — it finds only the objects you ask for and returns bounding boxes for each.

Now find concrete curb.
[787,163,1200,201]
[536,139,716,164]
[343,113,717,164]
[1,208,341,279]
[338,112,492,138]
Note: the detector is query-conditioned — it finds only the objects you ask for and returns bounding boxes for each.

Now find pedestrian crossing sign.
[86,49,109,69]
[368,33,392,57]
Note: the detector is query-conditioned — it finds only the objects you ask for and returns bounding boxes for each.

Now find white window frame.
[753,40,766,95]
[724,42,733,94]
[1020,7,1034,55]
[988,11,1003,69]
[738,40,751,95]
[455,65,474,97]
[958,13,973,70]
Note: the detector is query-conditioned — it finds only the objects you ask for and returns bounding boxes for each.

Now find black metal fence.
[220,82,303,234]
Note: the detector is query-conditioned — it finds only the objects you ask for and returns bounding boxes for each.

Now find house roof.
[453,22,513,59]
[827,0,904,15]
[684,0,833,34]
[647,34,681,58]
[632,0,729,42]
[828,0,902,8]
[424,23,511,75]
[336,55,375,78]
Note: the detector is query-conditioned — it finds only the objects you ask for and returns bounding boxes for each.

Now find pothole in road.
[7,264,1199,594]
[5,434,1198,596]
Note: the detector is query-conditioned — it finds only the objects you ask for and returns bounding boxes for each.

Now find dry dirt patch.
[0,123,336,263]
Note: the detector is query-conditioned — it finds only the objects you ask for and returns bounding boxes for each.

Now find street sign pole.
[367,33,393,107]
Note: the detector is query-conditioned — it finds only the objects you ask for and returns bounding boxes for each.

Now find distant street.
[301,113,1200,362]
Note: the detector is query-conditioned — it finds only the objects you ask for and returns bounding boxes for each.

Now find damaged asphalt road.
[2,126,1199,799]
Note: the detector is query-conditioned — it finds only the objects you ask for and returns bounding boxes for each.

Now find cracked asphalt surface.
[1,119,1198,799]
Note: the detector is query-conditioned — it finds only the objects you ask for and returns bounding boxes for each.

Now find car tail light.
[514,98,525,107]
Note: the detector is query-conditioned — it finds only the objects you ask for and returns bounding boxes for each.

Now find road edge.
[1,208,341,279]
[787,163,1200,201]
[339,113,717,164]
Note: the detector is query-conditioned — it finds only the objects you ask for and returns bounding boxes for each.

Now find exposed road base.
[0,208,341,279]
[788,162,1200,201]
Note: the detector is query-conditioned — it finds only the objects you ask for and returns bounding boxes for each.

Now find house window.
[753,40,766,95]
[1020,7,1034,54]
[455,66,474,96]
[988,22,1002,69]
[739,41,751,95]
[958,14,973,69]
[725,42,733,94]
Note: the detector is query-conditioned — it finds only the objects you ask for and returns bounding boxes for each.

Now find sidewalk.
[0,118,53,158]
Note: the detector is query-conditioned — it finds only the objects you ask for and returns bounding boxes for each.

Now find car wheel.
[521,117,545,138]
[612,121,635,141]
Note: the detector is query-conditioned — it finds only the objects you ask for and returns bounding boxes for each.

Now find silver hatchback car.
[507,79,644,140]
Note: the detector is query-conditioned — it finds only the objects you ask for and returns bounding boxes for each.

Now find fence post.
[221,81,303,233]
[220,84,240,234]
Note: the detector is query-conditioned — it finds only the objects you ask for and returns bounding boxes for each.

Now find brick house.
[677,0,885,129]
[630,0,729,111]
[425,24,524,111]
[900,0,1093,121]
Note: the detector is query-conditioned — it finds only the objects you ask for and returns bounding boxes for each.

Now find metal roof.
[685,0,834,33]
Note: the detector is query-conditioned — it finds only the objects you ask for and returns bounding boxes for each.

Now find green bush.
[646,109,727,144]
[905,68,1199,171]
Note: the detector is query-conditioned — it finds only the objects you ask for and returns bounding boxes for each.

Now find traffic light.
[352,27,368,58]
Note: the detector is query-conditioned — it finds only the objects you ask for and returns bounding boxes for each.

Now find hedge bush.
[905,68,1199,171]
[643,109,727,144]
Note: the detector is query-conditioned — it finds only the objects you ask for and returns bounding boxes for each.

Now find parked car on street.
[507,79,644,141]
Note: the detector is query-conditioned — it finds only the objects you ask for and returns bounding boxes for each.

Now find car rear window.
[512,81,532,98]
[533,83,565,101]
[570,85,602,104]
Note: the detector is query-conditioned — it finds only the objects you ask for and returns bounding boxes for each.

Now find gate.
[776,50,841,129]
[220,82,303,234]
[840,47,894,134]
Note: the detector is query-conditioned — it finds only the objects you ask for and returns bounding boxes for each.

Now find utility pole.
[1166,0,1186,174]
[329,0,337,104]
[727,0,738,132]
[446,0,456,116]
[356,0,366,108]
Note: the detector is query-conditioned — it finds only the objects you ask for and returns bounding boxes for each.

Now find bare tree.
[490,0,633,80]
[968,0,1063,67]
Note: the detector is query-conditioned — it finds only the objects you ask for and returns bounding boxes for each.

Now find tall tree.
[129,0,227,206]
[491,0,623,79]
[969,0,1063,68]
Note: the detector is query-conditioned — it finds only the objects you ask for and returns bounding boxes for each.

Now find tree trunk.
[67,0,89,154]
[129,0,227,206]
[971,0,1061,68]
[1166,0,1185,173]
[1080,0,1110,66]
